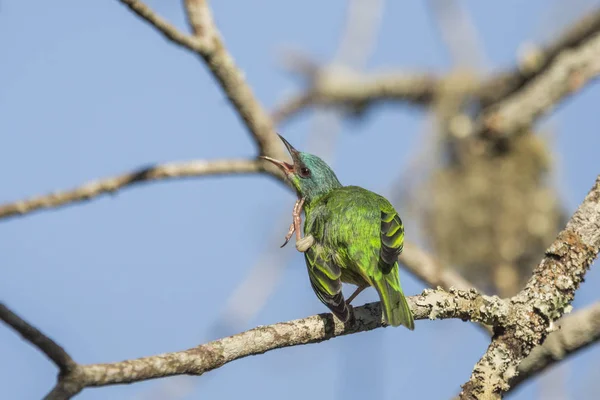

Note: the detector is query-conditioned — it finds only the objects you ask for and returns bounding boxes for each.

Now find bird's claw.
[295,235,315,253]
[281,198,306,249]
[280,222,295,248]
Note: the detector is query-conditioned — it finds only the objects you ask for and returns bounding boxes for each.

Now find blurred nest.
[417,131,565,297]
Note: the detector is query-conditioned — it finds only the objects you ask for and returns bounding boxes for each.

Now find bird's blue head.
[261,135,342,206]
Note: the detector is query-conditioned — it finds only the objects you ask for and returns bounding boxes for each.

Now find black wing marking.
[305,247,350,322]
[379,210,404,274]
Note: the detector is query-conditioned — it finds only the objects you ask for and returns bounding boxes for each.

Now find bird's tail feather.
[374,274,414,330]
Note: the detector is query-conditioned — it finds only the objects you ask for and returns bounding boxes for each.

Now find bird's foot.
[292,197,305,241]
[295,235,315,253]
[281,197,306,249]
[280,222,295,248]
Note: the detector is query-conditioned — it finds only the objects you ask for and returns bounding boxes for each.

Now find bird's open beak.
[260,156,294,173]
[259,134,299,174]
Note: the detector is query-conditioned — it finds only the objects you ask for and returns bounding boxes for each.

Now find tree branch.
[34,288,503,398]
[273,10,600,130]
[478,8,600,105]
[118,0,284,158]
[118,0,207,53]
[477,30,600,139]
[459,175,600,399]
[181,0,283,158]
[449,303,600,397]
[272,71,439,124]
[0,303,76,375]
[510,302,600,391]
[0,159,263,221]
[3,4,597,399]
[4,0,299,223]
[6,174,599,398]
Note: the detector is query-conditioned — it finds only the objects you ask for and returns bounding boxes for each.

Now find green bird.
[261,135,414,329]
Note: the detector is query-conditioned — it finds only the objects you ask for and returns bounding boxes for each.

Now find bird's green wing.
[305,245,351,322]
[374,207,414,329]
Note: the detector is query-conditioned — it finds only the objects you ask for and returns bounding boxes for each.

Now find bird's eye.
[299,167,311,178]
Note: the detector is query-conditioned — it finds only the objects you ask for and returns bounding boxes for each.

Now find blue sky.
[1,1,599,399]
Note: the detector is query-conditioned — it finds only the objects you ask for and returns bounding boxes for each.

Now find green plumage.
[304,186,413,329]
[262,135,414,330]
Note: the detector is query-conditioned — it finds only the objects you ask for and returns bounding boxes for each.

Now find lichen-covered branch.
[510,301,600,391]
[459,176,600,399]
[0,159,264,221]
[57,289,501,393]
[0,290,507,399]
[0,303,76,375]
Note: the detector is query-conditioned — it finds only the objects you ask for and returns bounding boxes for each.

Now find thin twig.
[0,303,76,374]
[0,159,264,221]
[272,71,438,124]
[118,0,206,53]
[118,0,284,158]
[181,0,283,158]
